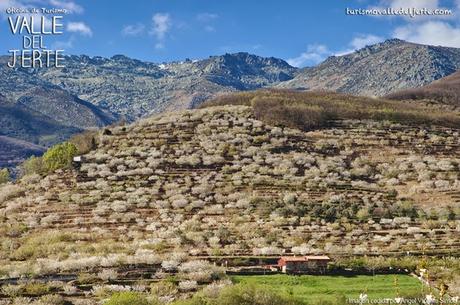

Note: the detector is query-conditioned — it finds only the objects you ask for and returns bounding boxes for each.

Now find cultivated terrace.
[0,95,459,303]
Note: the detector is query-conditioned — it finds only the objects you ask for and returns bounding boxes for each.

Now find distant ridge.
[278,39,460,96]
[0,135,45,169]
[34,52,298,120]
[0,66,117,169]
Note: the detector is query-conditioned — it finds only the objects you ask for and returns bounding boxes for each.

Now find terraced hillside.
[0,101,459,303]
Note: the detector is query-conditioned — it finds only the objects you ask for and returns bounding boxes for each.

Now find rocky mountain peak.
[202,52,295,73]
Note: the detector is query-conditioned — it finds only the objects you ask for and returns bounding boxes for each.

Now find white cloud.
[122,23,145,36]
[393,21,460,47]
[287,44,331,67]
[336,34,385,56]
[151,13,171,40]
[376,0,460,48]
[48,0,83,14]
[350,34,384,49]
[150,13,171,49]
[67,22,92,37]
[288,33,386,67]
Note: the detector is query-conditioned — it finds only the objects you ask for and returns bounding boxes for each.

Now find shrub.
[37,294,66,305]
[179,260,223,282]
[77,273,99,285]
[173,284,305,305]
[356,208,370,222]
[98,269,118,281]
[21,173,41,185]
[42,142,78,172]
[10,297,35,305]
[69,130,98,154]
[200,89,460,130]
[0,184,24,204]
[0,168,10,184]
[178,280,198,292]
[253,246,283,256]
[385,71,460,107]
[22,282,51,296]
[162,260,180,271]
[1,284,21,297]
[150,281,178,297]
[252,96,332,131]
[21,156,46,176]
[104,292,150,305]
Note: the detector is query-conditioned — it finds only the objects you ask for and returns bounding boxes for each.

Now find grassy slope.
[386,70,460,107]
[200,89,460,131]
[231,275,423,302]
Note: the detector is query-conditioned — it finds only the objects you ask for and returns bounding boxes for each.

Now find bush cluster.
[0,168,10,184]
[69,130,98,154]
[386,71,460,107]
[200,89,460,130]
[43,142,78,172]
[104,285,305,305]
[104,292,155,305]
[20,142,78,176]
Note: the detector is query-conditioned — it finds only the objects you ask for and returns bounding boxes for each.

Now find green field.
[231,274,423,302]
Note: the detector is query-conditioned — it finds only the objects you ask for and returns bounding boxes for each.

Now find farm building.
[278,256,331,274]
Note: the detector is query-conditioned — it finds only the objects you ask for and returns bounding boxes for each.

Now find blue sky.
[1,0,460,66]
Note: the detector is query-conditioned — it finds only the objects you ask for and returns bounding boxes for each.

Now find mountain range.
[36,52,297,120]
[277,39,460,96]
[1,38,460,169]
